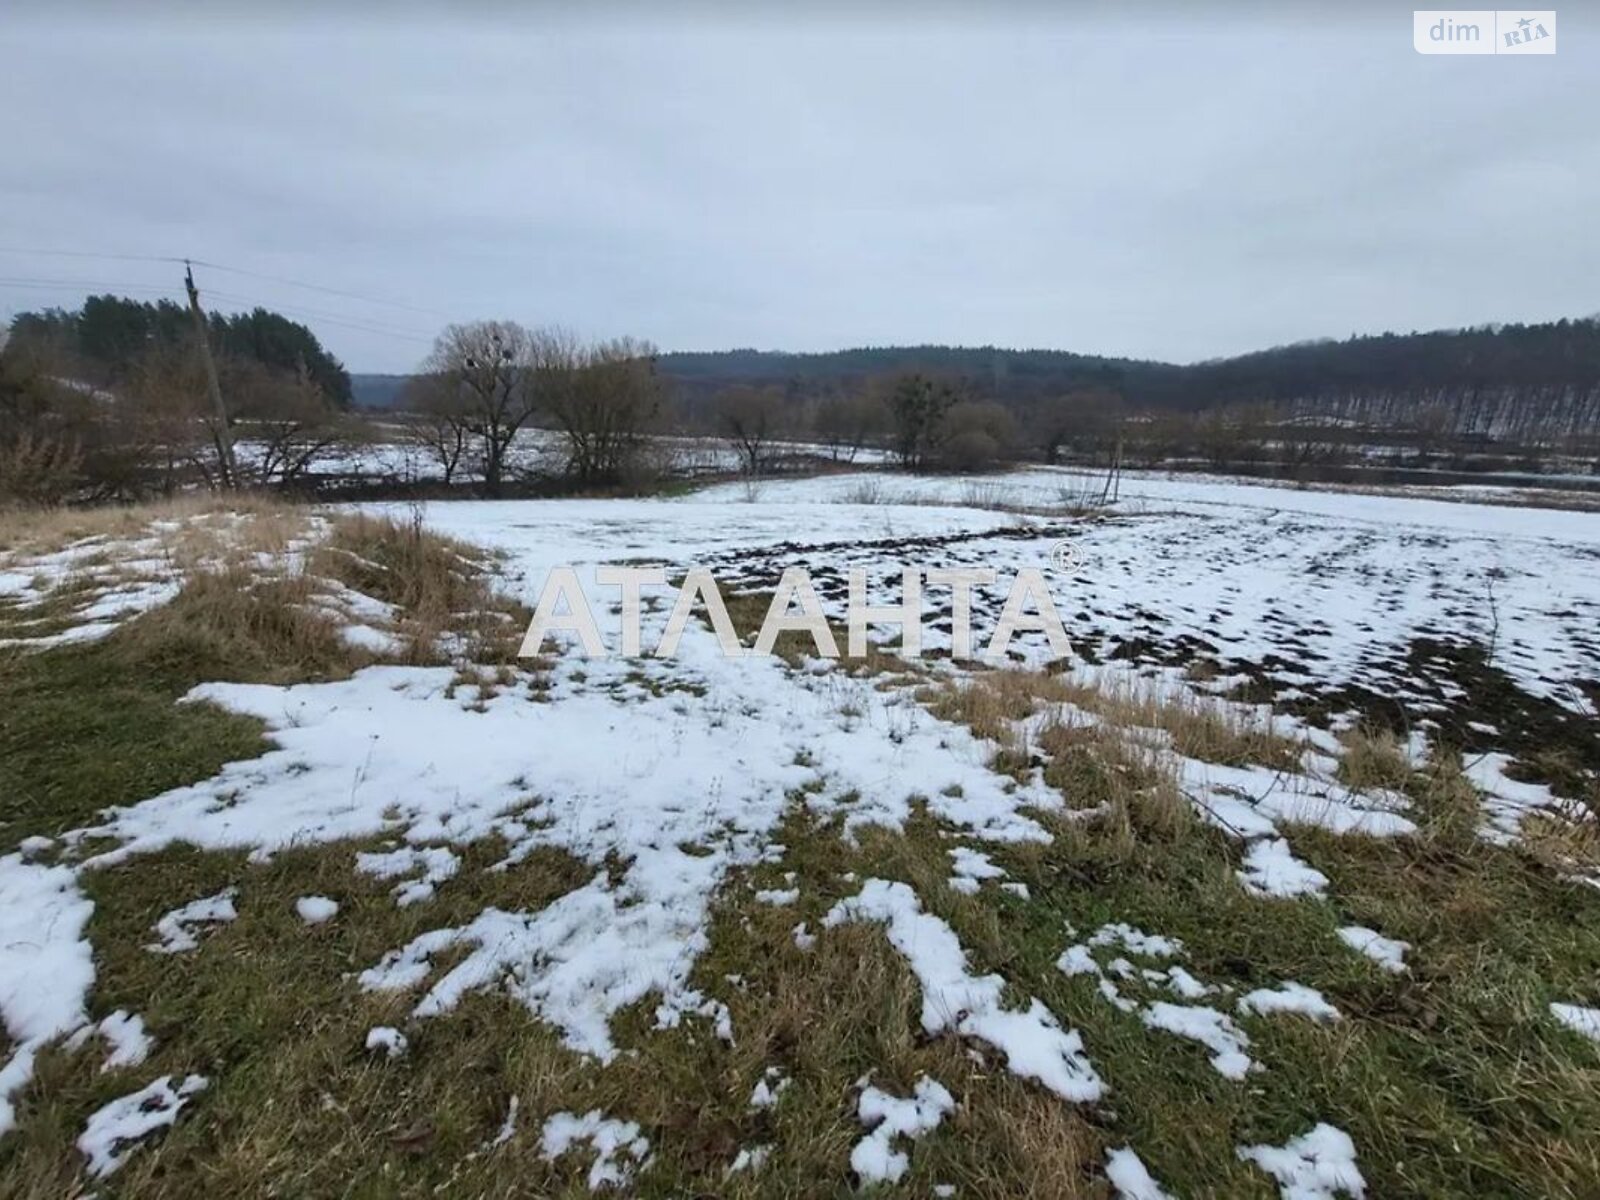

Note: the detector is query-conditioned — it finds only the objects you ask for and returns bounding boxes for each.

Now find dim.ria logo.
[518,566,1073,662]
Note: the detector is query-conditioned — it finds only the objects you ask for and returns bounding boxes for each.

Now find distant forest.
[350,316,1600,441]
[12,295,352,406]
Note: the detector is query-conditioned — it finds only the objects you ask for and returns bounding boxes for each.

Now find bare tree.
[403,372,473,485]
[1022,387,1122,465]
[713,384,786,475]
[118,338,238,490]
[227,358,352,486]
[543,336,661,486]
[812,391,889,462]
[420,321,546,497]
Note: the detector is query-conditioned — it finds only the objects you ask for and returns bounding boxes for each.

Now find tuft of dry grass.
[1337,725,1416,794]
[1070,677,1303,771]
[920,666,1305,773]
[117,564,367,685]
[313,510,526,667]
[1408,749,1490,848]
[1036,716,1194,845]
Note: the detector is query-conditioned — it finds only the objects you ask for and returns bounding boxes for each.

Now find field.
[2,467,1598,1198]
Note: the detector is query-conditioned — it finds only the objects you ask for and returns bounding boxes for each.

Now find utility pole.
[184,260,238,488]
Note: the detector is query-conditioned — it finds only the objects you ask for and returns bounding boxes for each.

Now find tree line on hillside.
[14,296,352,404]
[661,319,1600,445]
[2,297,356,501]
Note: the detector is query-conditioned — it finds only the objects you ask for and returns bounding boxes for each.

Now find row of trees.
[710,375,1032,474]
[663,318,1600,444]
[2,311,672,503]
[406,323,662,494]
[703,374,1599,479]
[400,325,1600,485]
[7,299,1598,506]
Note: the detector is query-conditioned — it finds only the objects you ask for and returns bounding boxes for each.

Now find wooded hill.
[12,295,352,406]
[352,316,1600,439]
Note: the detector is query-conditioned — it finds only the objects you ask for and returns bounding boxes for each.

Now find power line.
[0,246,449,320]
[201,288,435,344]
[188,259,450,320]
[0,273,436,350]
[0,276,182,297]
[0,247,180,265]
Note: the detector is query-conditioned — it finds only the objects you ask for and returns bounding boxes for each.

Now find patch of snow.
[1237,1122,1366,1200]
[1237,838,1329,899]
[1162,966,1216,1000]
[65,1010,154,1073]
[356,846,460,907]
[77,1074,208,1178]
[727,1143,772,1175]
[0,855,96,1135]
[1142,1002,1254,1079]
[825,880,1102,1102]
[489,1095,520,1148]
[851,1074,956,1185]
[147,888,238,954]
[1106,1146,1176,1200]
[1550,1003,1600,1044]
[539,1109,651,1191]
[748,1066,791,1110]
[1336,926,1409,974]
[754,887,799,905]
[1465,752,1570,844]
[295,896,340,925]
[1088,923,1184,958]
[655,992,734,1044]
[339,623,402,654]
[1179,759,1415,844]
[365,1026,408,1059]
[1238,982,1341,1022]
[948,846,1007,895]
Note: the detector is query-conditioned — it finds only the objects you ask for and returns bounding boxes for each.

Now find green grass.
[0,641,272,855]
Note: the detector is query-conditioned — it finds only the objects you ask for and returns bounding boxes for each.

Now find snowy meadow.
[1,468,1598,1198]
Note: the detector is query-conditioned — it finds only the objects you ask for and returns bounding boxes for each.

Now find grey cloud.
[2,6,1595,371]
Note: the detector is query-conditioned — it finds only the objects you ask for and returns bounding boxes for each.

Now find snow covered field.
[1,470,1597,1196]
[234,427,893,485]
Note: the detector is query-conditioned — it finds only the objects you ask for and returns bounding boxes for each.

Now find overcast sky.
[1,5,1595,372]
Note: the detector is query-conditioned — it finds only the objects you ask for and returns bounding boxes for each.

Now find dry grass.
[1409,749,1492,848]
[1072,677,1303,770]
[1521,809,1600,883]
[116,564,368,685]
[1036,717,1195,845]
[1336,724,1416,793]
[920,666,1305,772]
[313,510,527,667]
[1,498,528,675]
[0,492,296,556]
[8,503,1600,1195]
[0,811,1113,1199]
